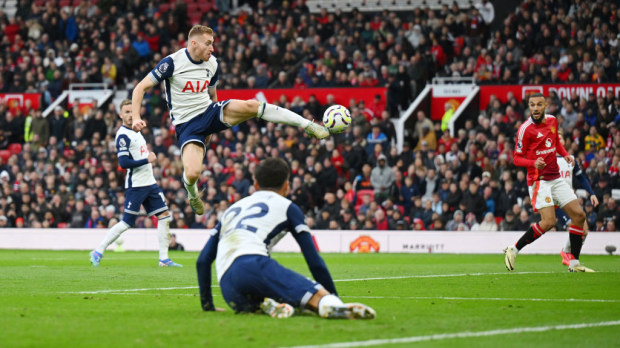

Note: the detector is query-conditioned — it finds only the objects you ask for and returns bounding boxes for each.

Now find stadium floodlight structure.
[42,82,114,118]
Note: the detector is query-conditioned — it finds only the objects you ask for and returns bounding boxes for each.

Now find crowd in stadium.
[0,0,618,231]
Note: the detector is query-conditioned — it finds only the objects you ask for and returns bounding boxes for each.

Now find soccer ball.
[322,105,351,134]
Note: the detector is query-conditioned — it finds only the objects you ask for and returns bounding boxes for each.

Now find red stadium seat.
[187,3,199,14]
[0,150,11,163]
[159,3,171,13]
[189,14,202,25]
[198,3,212,13]
[8,143,22,155]
[495,216,503,225]
[59,0,71,7]
[57,222,68,228]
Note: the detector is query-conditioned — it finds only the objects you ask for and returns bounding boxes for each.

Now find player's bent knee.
[244,99,260,112]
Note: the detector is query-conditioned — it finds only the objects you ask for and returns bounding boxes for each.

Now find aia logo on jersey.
[545,138,552,148]
[182,80,210,93]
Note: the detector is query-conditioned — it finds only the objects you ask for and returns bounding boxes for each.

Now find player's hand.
[147,152,156,163]
[590,195,599,207]
[534,157,546,169]
[564,155,574,166]
[132,119,146,132]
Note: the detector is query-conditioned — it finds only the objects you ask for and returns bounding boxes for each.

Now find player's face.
[194,33,214,61]
[528,96,546,123]
[120,105,132,126]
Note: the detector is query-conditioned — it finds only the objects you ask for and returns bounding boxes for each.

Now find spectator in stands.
[370,154,394,203]
[446,210,465,231]
[499,210,518,231]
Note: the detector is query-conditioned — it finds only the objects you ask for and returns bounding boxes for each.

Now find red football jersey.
[513,115,568,186]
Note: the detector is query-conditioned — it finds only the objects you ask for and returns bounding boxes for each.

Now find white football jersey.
[213,190,309,281]
[148,48,219,126]
[115,126,156,188]
[557,155,575,189]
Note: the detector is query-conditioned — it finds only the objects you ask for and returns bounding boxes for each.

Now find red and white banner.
[0,93,41,115]
[430,85,471,120]
[218,87,386,109]
[479,84,620,110]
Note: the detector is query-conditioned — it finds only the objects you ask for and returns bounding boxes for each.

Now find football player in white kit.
[556,129,599,266]
[196,158,375,319]
[131,25,329,216]
[90,100,181,268]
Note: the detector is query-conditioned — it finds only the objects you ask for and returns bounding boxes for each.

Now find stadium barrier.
[478,83,620,109]
[1,229,618,255]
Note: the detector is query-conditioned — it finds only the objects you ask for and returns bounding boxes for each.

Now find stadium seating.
[0,150,11,163]
[8,143,21,155]
[305,0,474,12]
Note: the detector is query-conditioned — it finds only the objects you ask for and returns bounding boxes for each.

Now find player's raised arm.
[131,76,157,132]
[132,56,174,132]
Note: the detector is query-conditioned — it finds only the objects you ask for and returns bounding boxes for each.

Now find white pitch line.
[58,271,567,294]
[335,271,554,281]
[63,286,199,294]
[340,295,620,303]
[283,320,620,348]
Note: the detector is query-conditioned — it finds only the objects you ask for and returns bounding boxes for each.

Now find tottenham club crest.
[205,69,211,78]
[159,62,169,74]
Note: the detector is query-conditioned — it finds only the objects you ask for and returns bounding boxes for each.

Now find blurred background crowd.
[0,0,618,231]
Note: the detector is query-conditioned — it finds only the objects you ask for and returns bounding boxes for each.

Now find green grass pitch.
[1,250,619,347]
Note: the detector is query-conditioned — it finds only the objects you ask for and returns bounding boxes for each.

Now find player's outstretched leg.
[90,220,131,266]
[260,298,295,319]
[255,101,329,139]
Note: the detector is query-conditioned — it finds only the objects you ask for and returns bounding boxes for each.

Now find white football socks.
[157,215,172,260]
[257,102,311,128]
[317,294,344,317]
[563,238,571,253]
[96,221,130,254]
[183,172,198,198]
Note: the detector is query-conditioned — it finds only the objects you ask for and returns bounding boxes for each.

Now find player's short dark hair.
[254,157,290,190]
[527,93,545,103]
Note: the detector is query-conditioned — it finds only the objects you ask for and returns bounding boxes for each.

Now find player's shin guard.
[568,225,584,260]
[515,223,545,250]
[257,103,311,128]
[95,221,130,254]
[157,215,172,260]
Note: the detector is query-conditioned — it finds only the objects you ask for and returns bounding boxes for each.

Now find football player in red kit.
[504,93,594,272]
